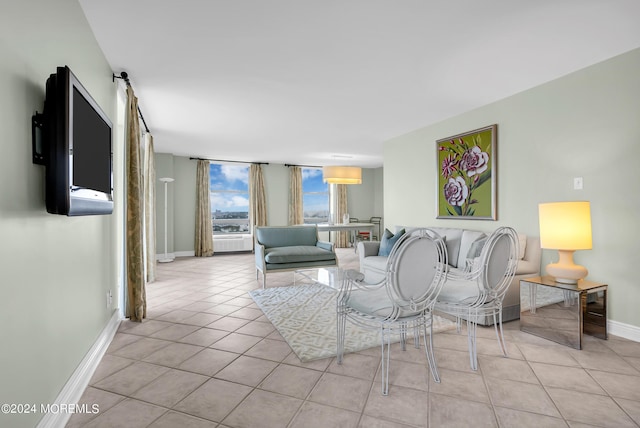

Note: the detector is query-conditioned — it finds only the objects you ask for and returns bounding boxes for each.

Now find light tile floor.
[67,249,640,428]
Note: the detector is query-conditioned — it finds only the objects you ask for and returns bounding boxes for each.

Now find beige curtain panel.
[335,183,349,248]
[125,86,146,322]
[143,133,156,283]
[250,164,268,228]
[195,160,214,257]
[289,166,303,225]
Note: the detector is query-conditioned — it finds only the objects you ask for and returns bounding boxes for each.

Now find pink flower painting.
[437,125,496,218]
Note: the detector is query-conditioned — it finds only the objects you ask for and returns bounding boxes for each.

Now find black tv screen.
[41,66,113,216]
[72,86,112,195]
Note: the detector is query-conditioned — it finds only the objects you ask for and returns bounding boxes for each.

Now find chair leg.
[400,322,407,351]
[413,323,420,349]
[492,310,508,357]
[336,309,346,365]
[467,314,479,371]
[380,326,391,395]
[422,316,440,383]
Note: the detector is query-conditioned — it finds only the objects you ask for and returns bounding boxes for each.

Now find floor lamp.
[159,177,175,263]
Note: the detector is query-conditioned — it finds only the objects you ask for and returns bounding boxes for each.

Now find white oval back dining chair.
[435,226,519,371]
[337,228,448,395]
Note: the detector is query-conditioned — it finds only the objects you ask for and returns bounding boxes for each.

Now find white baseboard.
[36,310,121,428]
[155,251,204,260]
[156,251,207,259]
[156,252,176,260]
[175,250,195,258]
[609,319,640,342]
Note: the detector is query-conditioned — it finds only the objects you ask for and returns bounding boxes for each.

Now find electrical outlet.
[573,177,583,190]
[106,290,113,309]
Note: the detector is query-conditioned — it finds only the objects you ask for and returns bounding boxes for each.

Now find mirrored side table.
[520,276,607,349]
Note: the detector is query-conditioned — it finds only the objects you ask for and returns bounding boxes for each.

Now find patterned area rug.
[249,283,457,362]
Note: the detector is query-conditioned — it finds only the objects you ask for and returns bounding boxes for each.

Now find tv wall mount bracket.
[32,111,46,166]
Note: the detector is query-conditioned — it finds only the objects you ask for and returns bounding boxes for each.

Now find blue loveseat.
[255,225,338,287]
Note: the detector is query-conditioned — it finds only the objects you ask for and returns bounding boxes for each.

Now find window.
[209,163,250,235]
[302,168,329,224]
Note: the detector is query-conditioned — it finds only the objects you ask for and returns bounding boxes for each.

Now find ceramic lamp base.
[546,249,588,284]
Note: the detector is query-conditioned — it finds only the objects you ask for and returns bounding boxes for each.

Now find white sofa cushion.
[400,226,467,268]
[456,230,487,268]
[515,259,539,275]
[429,228,463,267]
[518,234,527,259]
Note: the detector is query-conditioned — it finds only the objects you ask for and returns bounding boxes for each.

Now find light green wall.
[155,153,176,255]
[174,157,197,252]
[154,154,197,255]
[348,168,381,221]
[384,48,640,328]
[0,1,120,427]
[155,156,384,252]
[263,164,289,226]
[373,167,384,222]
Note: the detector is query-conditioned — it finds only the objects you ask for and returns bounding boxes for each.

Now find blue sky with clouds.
[208,164,328,213]
[209,164,249,212]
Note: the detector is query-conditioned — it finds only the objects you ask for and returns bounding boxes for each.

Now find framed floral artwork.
[436,124,497,220]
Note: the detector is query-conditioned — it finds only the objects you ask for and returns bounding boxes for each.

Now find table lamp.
[538,201,592,284]
[322,166,362,184]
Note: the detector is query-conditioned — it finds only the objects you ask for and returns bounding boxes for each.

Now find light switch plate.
[574,177,583,190]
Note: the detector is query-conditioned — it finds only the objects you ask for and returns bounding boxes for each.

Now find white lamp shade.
[322,166,362,184]
[538,201,593,284]
[538,201,592,250]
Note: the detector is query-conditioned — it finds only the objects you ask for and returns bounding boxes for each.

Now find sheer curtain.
[195,160,214,257]
[125,86,146,322]
[289,166,303,225]
[142,133,156,282]
[250,164,268,228]
[335,184,349,248]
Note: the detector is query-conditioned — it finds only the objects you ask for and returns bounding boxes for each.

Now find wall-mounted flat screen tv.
[35,65,113,216]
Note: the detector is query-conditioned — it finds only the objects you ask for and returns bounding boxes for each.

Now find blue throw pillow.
[378,228,405,257]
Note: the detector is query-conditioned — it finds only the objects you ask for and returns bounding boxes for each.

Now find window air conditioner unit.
[214,234,253,253]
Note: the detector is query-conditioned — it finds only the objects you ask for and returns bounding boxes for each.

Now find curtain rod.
[284,163,322,168]
[112,72,151,134]
[190,157,269,165]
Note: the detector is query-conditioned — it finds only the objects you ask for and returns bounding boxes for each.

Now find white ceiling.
[79,0,640,168]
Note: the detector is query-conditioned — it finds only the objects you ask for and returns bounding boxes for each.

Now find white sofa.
[357,226,541,325]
